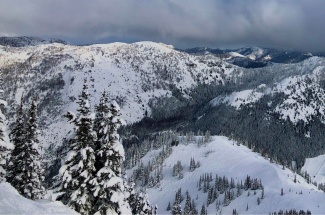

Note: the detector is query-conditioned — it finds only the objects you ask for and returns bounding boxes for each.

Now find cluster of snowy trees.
[0,76,154,215]
[57,80,153,214]
[167,173,264,214]
[317,182,325,192]
[126,130,212,190]
[269,209,311,215]
[123,129,212,172]
[6,98,45,200]
[124,130,176,169]
[173,161,183,179]
[130,143,172,188]
[0,69,44,200]
[198,173,264,208]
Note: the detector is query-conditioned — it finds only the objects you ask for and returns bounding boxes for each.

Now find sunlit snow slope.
[136,136,324,214]
[302,155,325,184]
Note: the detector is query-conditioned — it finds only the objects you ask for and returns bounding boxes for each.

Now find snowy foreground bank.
[0,183,77,214]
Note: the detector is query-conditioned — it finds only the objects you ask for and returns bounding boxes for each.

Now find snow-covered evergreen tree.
[7,98,45,199]
[153,204,158,215]
[190,157,196,172]
[130,190,152,215]
[200,204,207,215]
[125,178,138,213]
[0,71,13,182]
[167,202,171,211]
[183,191,192,215]
[172,203,182,215]
[23,98,45,200]
[93,91,110,159]
[90,91,132,214]
[6,101,25,189]
[59,80,97,214]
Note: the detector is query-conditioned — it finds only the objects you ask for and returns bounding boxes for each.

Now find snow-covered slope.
[273,76,325,124]
[0,182,77,214]
[211,57,325,125]
[134,136,324,214]
[302,155,325,184]
[0,41,240,151]
[227,52,246,59]
[236,47,266,61]
[211,87,266,110]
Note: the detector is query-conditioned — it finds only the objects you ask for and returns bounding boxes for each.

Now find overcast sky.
[0,0,324,52]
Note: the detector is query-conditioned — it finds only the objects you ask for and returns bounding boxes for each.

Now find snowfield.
[0,182,77,214]
[211,89,265,110]
[136,136,325,214]
[302,154,325,185]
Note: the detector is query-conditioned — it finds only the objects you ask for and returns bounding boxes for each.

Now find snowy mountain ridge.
[0,36,68,47]
[0,40,240,151]
[2,40,325,160]
[183,46,320,68]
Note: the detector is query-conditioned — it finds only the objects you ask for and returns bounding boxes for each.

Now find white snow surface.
[211,89,265,109]
[302,154,325,184]
[229,52,246,58]
[0,182,78,214]
[273,76,325,124]
[133,136,325,214]
[263,55,272,61]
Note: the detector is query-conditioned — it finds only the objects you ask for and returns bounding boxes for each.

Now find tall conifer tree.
[8,98,44,199]
[90,91,131,214]
[0,70,13,182]
[23,98,45,199]
[59,80,96,214]
[7,100,25,189]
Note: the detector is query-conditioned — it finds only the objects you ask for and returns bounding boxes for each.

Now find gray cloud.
[0,0,324,52]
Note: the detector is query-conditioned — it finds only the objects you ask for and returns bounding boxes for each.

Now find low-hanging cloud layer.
[0,0,324,52]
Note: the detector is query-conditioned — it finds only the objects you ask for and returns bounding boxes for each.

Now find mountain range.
[1,36,325,214]
[183,46,325,68]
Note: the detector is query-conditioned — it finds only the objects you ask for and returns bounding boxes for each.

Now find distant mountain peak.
[0,36,68,47]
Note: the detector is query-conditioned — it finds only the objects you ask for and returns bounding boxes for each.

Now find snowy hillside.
[0,41,240,151]
[133,136,323,214]
[0,182,77,214]
[211,57,325,125]
[210,87,266,110]
[2,40,324,154]
[302,155,325,185]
